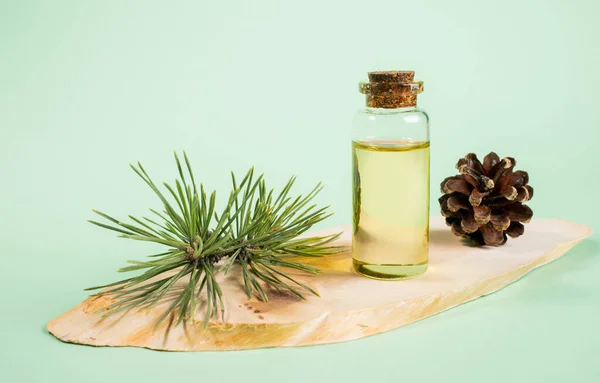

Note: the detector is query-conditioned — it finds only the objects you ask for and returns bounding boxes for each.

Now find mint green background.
[1,1,599,382]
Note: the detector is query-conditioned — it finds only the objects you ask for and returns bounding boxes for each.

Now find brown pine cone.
[439,152,534,246]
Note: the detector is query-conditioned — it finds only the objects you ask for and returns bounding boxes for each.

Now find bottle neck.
[364,105,418,114]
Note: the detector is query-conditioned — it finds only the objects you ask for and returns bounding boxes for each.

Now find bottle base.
[352,259,428,280]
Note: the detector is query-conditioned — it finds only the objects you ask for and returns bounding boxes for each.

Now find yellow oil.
[352,140,430,280]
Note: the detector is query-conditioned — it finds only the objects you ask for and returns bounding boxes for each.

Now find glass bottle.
[352,71,430,280]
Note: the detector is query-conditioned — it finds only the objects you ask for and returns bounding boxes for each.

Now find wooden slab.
[47,217,592,351]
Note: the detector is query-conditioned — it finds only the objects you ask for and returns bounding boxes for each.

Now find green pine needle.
[87,151,345,329]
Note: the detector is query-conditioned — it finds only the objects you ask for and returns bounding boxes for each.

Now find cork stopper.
[359,70,424,108]
[368,71,415,83]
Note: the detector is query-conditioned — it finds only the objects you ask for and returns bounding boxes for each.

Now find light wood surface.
[47,216,591,351]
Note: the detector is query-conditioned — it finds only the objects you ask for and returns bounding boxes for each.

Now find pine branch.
[87,151,345,329]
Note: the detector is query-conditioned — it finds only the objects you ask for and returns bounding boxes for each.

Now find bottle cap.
[359,70,424,108]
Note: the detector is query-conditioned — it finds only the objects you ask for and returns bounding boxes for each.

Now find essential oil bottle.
[352,71,430,280]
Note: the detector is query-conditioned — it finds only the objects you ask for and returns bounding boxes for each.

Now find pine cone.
[439,152,534,246]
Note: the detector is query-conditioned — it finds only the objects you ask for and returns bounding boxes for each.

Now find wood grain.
[47,216,591,351]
